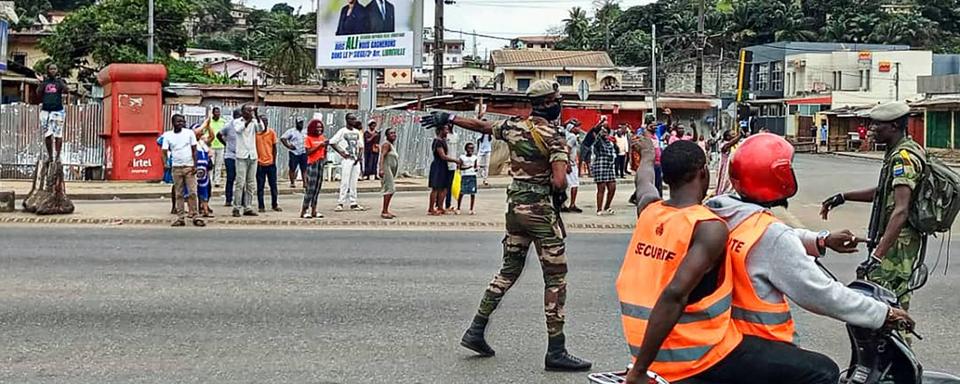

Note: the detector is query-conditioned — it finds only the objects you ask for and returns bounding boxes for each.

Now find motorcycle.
[587,258,960,384]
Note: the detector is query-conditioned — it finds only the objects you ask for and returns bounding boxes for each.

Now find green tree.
[190,0,234,34]
[557,7,591,50]
[38,0,190,82]
[255,13,313,84]
[270,2,295,15]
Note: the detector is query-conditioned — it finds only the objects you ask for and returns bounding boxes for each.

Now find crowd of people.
[158,104,502,226]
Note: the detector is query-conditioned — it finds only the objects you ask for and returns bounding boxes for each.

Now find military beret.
[868,101,910,122]
[525,79,559,98]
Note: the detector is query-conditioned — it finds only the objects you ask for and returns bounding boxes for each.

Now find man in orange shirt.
[256,117,282,213]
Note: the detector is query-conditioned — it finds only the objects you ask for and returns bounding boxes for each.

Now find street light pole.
[147,0,154,62]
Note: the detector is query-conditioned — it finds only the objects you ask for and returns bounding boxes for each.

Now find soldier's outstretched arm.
[421,112,494,135]
[634,135,661,215]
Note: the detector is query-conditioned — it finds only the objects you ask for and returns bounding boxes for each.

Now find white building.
[205,58,274,85]
[416,39,465,76]
[444,67,495,89]
[783,50,933,135]
[182,48,241,64]
[510,36,560,51]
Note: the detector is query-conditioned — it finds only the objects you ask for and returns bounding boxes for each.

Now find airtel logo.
[131,143,152,169]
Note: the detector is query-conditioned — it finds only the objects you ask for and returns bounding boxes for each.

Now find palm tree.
[561,7,591,50]
[774,1,817,42]
[258,13,314,84]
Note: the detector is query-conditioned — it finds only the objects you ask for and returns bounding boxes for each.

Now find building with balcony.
[490,50,619,92]
[509,35,560,51]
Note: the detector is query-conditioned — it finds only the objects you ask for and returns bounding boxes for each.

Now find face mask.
[532,102,562,122]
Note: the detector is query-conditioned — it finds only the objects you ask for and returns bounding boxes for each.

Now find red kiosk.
[97,64,167,181]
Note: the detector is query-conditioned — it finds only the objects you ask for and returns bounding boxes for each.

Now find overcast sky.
[246,0,655,57]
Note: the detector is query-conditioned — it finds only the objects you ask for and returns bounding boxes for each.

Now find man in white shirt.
[161,114,200,226]
[329,113,366,211]
[562,120,583,213]
[477,133,493,186]
[232,104,261,217]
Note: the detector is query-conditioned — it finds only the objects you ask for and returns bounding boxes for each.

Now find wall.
[501,69,618,92]
[207,61,267,85]
[0,104,104,180]
[661,60,739,95]
[7,37,47,70]
[444,67,495,89]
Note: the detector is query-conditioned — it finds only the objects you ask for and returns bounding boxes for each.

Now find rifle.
[552,187,568,238]
[858,175,887,279]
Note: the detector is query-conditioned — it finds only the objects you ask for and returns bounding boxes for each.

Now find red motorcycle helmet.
[729,133,798,204]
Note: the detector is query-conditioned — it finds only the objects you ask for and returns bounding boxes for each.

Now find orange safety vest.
[728,211,797,343]
[616,202,742,382]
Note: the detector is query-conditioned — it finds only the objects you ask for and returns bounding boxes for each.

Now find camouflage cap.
[868,101,910,122]
[526,79,559,98]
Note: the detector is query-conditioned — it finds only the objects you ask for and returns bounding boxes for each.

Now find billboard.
[315,0,423,69]
[0,19,8,73]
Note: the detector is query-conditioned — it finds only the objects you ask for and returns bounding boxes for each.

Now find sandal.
[192,218,206,227]
[381,213,395,219]
[302,213,313,219]
[428,210,441,216]
[171,219,186,227]
[315,212,324,218]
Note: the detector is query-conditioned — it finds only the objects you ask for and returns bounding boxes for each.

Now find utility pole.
[432,0,444,96]
[651,23,658,122]
[895,62,901,101]
[695,0,705,94]
[147,0,155,62]
[716,47,723,133]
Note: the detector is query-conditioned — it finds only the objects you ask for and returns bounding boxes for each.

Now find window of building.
[865,69,871,91]
[833,71,840,90]
[772,62,783,91]
[756,63,769,91]
[517,78,531,91]
[556,75,573,86]
[12,52,26,66]
[451,57,459,63]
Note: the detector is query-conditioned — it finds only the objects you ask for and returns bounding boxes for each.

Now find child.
[195,128,214,218]
[457,142,479,215]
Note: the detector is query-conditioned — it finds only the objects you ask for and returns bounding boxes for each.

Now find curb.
[12,178,640,201]
[0,215,636,231]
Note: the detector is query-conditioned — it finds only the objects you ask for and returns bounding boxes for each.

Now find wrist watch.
[816,230,829,256]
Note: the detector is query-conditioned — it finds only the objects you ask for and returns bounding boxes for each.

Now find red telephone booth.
[97,64,167,180]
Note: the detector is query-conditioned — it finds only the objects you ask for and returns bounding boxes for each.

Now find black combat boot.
[460,315,495,357]
[544,334,592,371]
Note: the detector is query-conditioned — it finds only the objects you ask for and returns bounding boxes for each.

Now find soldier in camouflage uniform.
[421,80,592,372]
[821,101,926,311]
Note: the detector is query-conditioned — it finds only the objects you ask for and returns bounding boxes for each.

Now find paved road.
[1,154,959,383]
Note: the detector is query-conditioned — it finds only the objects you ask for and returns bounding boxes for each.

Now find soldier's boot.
[460,315,495,357]
[544,334,592,372]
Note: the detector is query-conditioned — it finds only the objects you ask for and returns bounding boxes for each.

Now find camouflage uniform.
[869,137,925,310]
[476,116,570,337]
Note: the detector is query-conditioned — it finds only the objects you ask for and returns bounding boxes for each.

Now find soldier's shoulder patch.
[893,163,906,177]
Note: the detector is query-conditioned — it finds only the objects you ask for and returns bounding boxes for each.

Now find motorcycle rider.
[622,135,914,384]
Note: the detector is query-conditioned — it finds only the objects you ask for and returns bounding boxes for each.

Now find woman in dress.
[427,124,461,215]
[588,120,618,216]
[378,128,399,219]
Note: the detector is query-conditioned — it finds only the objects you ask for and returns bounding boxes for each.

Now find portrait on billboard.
[318,0,421,68]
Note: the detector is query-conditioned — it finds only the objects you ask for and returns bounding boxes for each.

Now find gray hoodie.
[705,194,887,330]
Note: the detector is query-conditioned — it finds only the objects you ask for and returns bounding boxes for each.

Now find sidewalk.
[0,185,641,232]
[833,151,960,168]
[0,175,636,201]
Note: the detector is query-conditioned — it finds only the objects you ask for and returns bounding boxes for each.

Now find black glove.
[421,112,454,130]
[822,193,845,210]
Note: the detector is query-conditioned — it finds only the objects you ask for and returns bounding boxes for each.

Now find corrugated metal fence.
[1,103,506,180]
[0,104,104,180]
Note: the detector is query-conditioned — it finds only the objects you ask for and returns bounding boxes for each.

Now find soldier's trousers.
[476,201,567,337]
[869,231,922,311]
